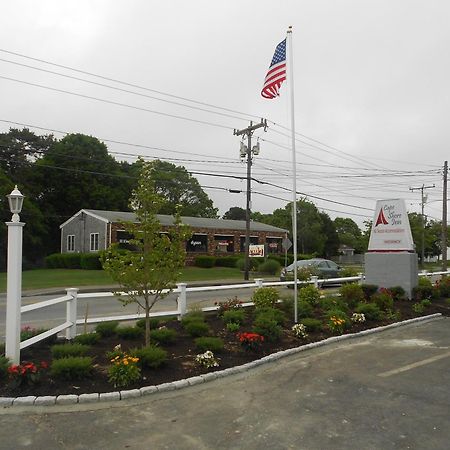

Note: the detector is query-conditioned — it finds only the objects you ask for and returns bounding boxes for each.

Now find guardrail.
[16,270,450,357]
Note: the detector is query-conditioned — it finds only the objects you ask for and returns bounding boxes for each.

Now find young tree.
[102,161,191,345]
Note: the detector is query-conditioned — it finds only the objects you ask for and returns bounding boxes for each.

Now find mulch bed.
[1,298,449,398]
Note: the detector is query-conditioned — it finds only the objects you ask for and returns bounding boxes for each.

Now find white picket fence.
[16,270,450,357]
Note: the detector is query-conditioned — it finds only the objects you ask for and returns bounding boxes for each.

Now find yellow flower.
[123,360,129,365]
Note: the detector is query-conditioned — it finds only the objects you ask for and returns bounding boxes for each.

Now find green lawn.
[0,266,246,292]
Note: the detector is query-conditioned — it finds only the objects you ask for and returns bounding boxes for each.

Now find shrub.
[371,291,394,311]
[296,266,319,281]
[412,286,434,301]
[258,259,281,275]
[298,285,320,305]
[0,355,11,380]
[226,322,240,332]
[299,318,323,331]
[74,333,100,345]
[418,276,433,288]
[95,321,119,337]
[278,295,294,315]
[185,321,210,337]
[195,336,225,353]
[319,296,349,313]
[108,354,140,387]
[215,256,239,268]
[149,327,177,345]
[412,302,425,314]
[389,286,406,301]
[355,303,384,321]
[297,300,315,319]
[216,296,243,315]
[222,309,246,325]
[361,284,378,301]
[237,332,264,351]
[339,283,364,308]
[236,257,260,272]
[327,315,347,334]
[80,252,102,270]
[45,252,84,269]
[340,267,359,277]
[51,343,90,359]
[131,346,167,368]
[116,326,144,340]
[252,287,279,309]
[255,307,285,325]
[181,310,205,327]
[194,255,216,268]
[136,318,160,329]
[50,356,93,380]
[252,316,282,342]
[437,276,450,297]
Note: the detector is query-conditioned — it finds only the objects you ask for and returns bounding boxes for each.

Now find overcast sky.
[0,0,448,228]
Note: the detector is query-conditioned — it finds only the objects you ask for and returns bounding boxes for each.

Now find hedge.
[45,252,102,269]
[215,256,239,267]
[194,255,216,268]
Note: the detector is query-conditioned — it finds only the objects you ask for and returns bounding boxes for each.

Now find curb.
[1,313,443,408]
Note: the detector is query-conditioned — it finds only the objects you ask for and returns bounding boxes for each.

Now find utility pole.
[234,119,267,280]
[442,161,448,271]
[410,183,435,267]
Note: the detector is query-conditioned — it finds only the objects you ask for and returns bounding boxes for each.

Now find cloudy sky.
[0,0,448,228]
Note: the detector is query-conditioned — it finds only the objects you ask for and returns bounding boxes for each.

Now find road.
[0,285,280,338]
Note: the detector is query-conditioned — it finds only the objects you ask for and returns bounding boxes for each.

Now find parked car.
[280,258,342,284]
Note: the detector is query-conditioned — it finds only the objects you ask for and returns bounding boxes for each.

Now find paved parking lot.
[1,317,449,449]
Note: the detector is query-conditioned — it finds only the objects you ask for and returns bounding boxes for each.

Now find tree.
[319,212,339,257]
[144,160,218,218]
[223,207,246,220]
[334,217,365,253]
[102,161,191,346]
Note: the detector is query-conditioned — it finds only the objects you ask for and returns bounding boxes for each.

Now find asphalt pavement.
[1,317,449,449]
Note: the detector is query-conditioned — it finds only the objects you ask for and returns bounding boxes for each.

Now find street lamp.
[5,185,25,364]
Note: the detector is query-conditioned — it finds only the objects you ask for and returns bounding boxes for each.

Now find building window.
[67,235,75,252]
[239,236,259,252]
[266,237,282,254]
[214,235,234,253]
[186,234,208,252]
[90,233,99,252]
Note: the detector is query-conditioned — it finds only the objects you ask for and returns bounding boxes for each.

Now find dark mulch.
[1,298,449,397]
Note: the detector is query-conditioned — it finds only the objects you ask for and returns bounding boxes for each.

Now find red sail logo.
[375,208,389,226]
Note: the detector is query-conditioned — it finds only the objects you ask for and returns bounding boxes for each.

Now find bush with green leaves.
[194,336,225,353]
[185,321,210,337]
[181,311,205,327]
[371,291,394,311]
[339,283,365,308]
[50,356,93,380]
[412,302,425,314]
[355,303,384,321]
[131,345,167,368]
[412,286,434,301]
[95,321,119,337]
[255,307,285,325]
[437,276,450,298]
[389,286,406,301]
[149,327,177,345]
[51,343,90,359]
[108,354,141,388]
[116,326,144,340]
[297,300,315,319]
[278,295,294,315]
[252,287,279,309]
[0,355,10,380]
[236,257,260,272]
[226,322,240,332]
[136,318,160,330]
[299,318,323,332]
[340,267,359,277]
[215,256,239,268]
[319,296,349,313]
[74,333,100,345]
[194,255,216,268]
[298,285,320,305]
[45,252,82,269]
[252,315,282,342]
[222,309,246,325]
[258,259,281,275]
[361,284,378,301]
[80,253,102,270]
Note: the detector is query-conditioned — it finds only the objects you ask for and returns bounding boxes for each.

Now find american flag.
[261,38,287,99]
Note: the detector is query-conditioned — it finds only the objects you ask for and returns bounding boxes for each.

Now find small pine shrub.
[50,356,93,380]
[131,345,167,369]
[136,318,160,329]
[74,333,99,345]
[95,321,119,337]
[194,256,216,268]
[297,300,315,319]
[0,355,10,380]
[51,343,90,359]
[258,259,281,275]
[361,284,378,301]
[252,287,279,309]
[222,309,246,325]
[255,307,285,325]
[149,327,177,345]
[116,326,144,340]
[298,285,320,305]
[194,336,225,353]
[253,316,282,342]
[185,321,210,337]
[300,318,323,331]
[355,302,384,321]
[339,283,365,308]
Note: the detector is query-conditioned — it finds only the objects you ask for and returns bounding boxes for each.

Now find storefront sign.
[368,199,414,252]
[249,244,265,257]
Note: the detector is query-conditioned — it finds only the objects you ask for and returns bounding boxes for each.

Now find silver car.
[280,258,342,282]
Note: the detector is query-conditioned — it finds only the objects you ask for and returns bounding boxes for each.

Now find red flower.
[40,361,49,369]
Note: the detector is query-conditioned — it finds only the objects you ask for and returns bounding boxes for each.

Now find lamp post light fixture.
[5,185,25,364]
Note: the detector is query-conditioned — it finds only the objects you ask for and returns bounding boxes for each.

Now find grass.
[0,266,245,292]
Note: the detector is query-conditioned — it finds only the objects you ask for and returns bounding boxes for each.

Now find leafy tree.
[319,212,339,257]
[144,160,218,218]
[408,213,448,259]
[334,217,365,253]
[223,206,246,220]
[102,161,191,346]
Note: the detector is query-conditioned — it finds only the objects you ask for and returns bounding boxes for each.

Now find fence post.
[65,288,78,340]
[311,276,319,288]
[176,283,187,320]
[254,278,264,288]
[420,269,428,277]
[358,272,364,285]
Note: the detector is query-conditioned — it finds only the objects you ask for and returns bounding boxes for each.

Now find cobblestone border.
[0,313,442,408]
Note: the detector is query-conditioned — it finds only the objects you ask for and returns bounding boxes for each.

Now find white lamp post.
[5,185,25,364]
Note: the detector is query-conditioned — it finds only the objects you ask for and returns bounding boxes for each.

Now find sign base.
[364,252,418,299]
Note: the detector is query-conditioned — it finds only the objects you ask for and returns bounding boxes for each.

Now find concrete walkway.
[1,317,449,449]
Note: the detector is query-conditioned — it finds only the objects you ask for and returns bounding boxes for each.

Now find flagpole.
[287,26,298,323]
